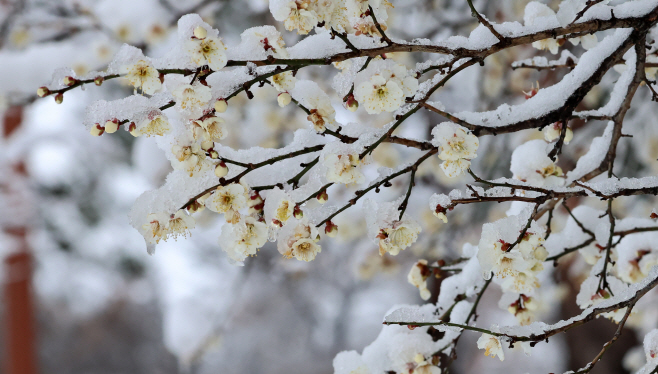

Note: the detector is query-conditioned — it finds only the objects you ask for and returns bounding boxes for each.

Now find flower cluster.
[354,61,418,114]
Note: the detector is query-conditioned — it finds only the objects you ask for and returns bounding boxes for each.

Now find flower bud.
[37,86,51,97]
[201,139,214,151]
[293,205,303,219]
[317,190,328,204]
[54,93,64,104]
[63,76,77,86]
[209,150,219,159]
[90,123,105,136]
[104,119,119,133]
[214,99,228,113]
[325,221,338,237]
[215,161,229,178]
[94,76,104,86]
[193,26,207,40]
[277,92,292,107]
[345,95,358,112]
[128,122,139,137]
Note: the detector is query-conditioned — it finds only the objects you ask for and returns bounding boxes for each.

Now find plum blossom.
[219,216,268,263]
[264,189,296,227]
[507,294,539,326]
[142,210,195,244]
[323,151,365,185]
[277,220,322,261]
[206,183,249,223]
[192,116,227,143]
[133,113,171,137]
[280,1,319,35]
[171,143,209,177]
[543,122,573,144]
[510,139,564,187]
[432,122,479,178]
[306,95,336,132]
[269,71,297,92]
[377,218,421,256]
[172,84,212,114]
[185,33,228,71]
[570,33,598,50]
[477,334,505,361]
[407,260,431,300]
[121,59,161,94]
[354,63,418,114]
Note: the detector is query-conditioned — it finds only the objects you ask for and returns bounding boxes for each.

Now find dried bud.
[557,38,566,46]
[94,76,104,86]
[37,86,51,97]
[90,123,105,136]
[317,190,328,204]
[187,200,205,213]
[63,76,77,86]
[128,122,138,137]
[651,211,658,219]
[293,205,304,219]
[54,93,64,104]
[325,221,338,237]
[214,99,228,113]
[193,26,207,40]
[215,161,229,178]
[209,150,219,159]
[277,92,292,107]
[104,119,120,133]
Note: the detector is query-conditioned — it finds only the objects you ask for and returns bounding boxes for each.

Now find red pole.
[2,106,37,374]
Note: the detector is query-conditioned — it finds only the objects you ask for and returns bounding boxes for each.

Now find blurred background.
[0,0,656,373]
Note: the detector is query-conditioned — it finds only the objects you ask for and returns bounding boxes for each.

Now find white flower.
[172,84,212,113]
[277,220,322,261]
[432,122,479,178]
[377,219,421,256]
[543,122,573,144]
[121,59,161,94]
[410,354,440,374]
[171,143,208,177]
[323,152,365,185]
[510,139,565,187]
[477,334,505,361]
[185,34,228,71]
[269,71,297,92]
[206,183,249,223]
[306,95,336,132]
[569,33,598,50]
[142,212,170,244]
[142,210,195,244]
[354,74,404,114]
[264,189,296,226]
[219,216,268,263]
[134,114,171,137]
[283,1,319,35]
[407,260,431,300]
[532,38,560,54]
[507,295,539,326]
[193,116,227,142]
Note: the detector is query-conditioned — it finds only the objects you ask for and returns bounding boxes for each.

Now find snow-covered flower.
[171,143,208,177]
[277,220,322,261]
[219,216,268,263]
[323,152,365,185]
[185,34,228,71]
[543,122,573,144]
[142,210,195,244]
[306,95,336,132]
[264,189,296,226]
[281,1,319,35]
[134,114,171,137]
[172,84,212,112]
[532,38,561,54]
[477,334,505,361]
[432,122,479,178]
[510,139,564,187]
[206,183,249,223]
[193,116,227,142]
[269,71,297,92]
[377,219,421,256]
[408,259,431,300]
[121,59,161,94]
